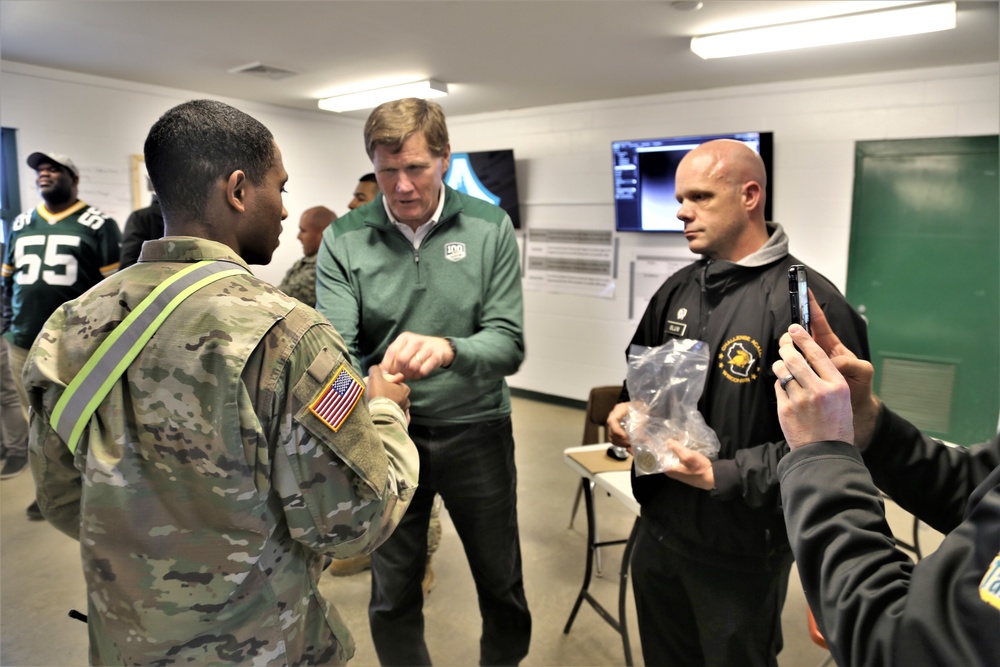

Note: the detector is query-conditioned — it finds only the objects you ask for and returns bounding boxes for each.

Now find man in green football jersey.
[1,152,121,517]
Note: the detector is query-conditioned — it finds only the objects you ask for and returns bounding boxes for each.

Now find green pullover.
[316,186,525,426]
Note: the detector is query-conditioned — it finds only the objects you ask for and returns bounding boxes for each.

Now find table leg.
[564,477,596,633]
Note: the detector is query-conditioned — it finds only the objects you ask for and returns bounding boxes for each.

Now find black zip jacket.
[623,230,869,568]
[779,406,1000,666]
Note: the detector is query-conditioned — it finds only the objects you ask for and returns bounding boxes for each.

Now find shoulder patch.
[980,553,1000,611]
[309,363,364,432]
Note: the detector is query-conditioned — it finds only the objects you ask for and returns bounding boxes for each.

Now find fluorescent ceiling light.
[318,79,448,113]
[691,1,957,59]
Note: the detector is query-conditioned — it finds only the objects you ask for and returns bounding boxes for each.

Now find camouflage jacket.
[278,254,317,307]
[25,237,418,666]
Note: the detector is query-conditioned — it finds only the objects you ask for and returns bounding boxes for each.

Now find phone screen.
[788,265,810,334]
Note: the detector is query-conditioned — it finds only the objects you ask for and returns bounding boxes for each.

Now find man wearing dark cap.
[1,152,121,514]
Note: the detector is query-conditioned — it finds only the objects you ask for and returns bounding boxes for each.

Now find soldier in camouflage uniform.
[24,99,419,666]
[277,205,336,307]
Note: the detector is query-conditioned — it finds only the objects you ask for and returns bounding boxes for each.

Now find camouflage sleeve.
[271,320,418,557]
[24,311,84,539]
[277,260,317,308]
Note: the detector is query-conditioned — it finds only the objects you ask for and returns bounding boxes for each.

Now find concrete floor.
[1,395,942,666]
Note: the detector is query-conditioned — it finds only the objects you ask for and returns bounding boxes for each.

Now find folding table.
[563,444,641,666]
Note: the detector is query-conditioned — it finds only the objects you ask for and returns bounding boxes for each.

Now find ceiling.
[1,1,997,121]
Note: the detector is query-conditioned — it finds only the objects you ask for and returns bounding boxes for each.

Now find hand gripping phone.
[788,264,811,335]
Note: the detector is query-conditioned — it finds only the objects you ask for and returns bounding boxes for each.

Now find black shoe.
[26,501,43,521]
[1,455,27,480]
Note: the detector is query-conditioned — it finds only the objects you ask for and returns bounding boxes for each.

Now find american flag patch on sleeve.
[310,364,364,431]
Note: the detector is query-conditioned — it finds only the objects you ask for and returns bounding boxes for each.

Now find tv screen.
[612,131,773,232]
[445,149,521,228]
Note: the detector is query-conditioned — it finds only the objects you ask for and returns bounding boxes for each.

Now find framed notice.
[523,228,616,298]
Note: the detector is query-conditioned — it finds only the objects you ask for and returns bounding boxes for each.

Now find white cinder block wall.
[1,62,368,288]
[446,63,999,400]
[3,62,997,402]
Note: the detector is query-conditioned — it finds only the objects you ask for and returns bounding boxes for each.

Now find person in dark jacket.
[119,195,164,269]
[772,295,999,667]
[607,139,869,667]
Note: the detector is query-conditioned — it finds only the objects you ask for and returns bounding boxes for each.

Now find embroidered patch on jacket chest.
[445,242,466,262]
[980,553,1000,612]
[718,335,763,384]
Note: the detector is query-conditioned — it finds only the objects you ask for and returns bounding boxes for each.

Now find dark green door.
[847,136,999,445]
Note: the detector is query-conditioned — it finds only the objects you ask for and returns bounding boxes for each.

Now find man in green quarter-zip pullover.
[316,97,530,666]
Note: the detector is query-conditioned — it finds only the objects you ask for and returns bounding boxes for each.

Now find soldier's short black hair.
[144,100,275,221]
[359,172,377,183]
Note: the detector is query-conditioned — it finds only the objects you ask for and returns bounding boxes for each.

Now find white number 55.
[15,234,80,287]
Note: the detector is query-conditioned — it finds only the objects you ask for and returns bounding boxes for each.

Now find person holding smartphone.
[772,295,999,667]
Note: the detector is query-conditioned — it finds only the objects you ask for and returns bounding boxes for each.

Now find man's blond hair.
[364,98,449,159]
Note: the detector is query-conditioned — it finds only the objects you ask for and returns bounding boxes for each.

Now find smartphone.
[788,264,811,334]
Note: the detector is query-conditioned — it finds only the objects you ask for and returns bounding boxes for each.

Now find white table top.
[563,444,613,480]
[595,470,640,516]
[563,444,641,517]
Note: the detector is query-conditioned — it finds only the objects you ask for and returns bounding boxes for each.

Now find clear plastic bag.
[625,339,721,476]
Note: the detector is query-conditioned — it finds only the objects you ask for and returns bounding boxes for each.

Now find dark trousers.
[369,417,532,666]
[631,518,792,667]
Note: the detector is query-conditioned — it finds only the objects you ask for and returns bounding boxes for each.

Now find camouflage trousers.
[427,493,443,558]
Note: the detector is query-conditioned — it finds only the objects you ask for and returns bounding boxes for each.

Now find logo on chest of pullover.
[445,242,466,262]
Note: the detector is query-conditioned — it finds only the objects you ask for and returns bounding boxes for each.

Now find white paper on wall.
[630,253,692,320]
[523,228,615,298]
[76,161,131,229]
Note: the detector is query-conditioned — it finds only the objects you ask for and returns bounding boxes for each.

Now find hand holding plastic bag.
[625,339,721,476]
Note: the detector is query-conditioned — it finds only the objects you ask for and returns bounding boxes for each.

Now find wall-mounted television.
[612,131,773,232]
[445,149,521,228]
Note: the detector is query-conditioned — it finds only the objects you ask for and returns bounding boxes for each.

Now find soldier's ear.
[226,170,248,213]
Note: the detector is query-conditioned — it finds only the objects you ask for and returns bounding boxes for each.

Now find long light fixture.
[691,2,957,60]
[318,79,448,113]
